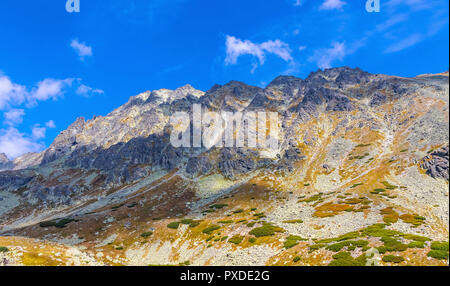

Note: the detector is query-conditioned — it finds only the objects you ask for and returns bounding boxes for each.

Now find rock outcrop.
[420,145,449,181]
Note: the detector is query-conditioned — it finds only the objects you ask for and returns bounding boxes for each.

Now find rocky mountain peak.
[0,153,9,164]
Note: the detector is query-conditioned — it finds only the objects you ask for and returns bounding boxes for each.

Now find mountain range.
[0,67,448,266]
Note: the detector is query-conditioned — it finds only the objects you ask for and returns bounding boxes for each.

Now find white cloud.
[1,75,76,109]
[45,120,56,128]
[30,78,75,102]
[225,35,293,72]
[31,125,46,140]
[294,0,302,6]
[3,109,25,126]
[75,84,104,97]
[320,0,346,10]
[0,72,99,158]
[0,127,44,159]
[70,39,93,61]
[299,46,307,51]
[309,42,347,69]
[0,75,27,110]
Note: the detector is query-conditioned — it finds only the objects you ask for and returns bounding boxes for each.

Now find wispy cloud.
[70,39,93,61]
[385,0,433,12]
[1,75,74,109]
[319,0,346,10]
[45,120,56,129]
[0,75,27,109]
[31,125,46,140]
[309,42,346,69]
[3,109,25,126]
[385,34,423,53]
[29,78,75,103]
[1,74,102,110]
[76,84,104,97]
[225,35,293,72]
[384,8,448,54]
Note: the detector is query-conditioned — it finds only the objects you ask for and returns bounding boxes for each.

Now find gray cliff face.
[0,67,448,209]
[0,153,12,171]
[420,145,449,181]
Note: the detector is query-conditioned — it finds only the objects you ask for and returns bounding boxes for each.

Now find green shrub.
[381,181,397,190]
[317,231,360,244]
[228,235,244,245]
[360,224,400,238]
[39,220,56,228]
[39,217,76,228]
[328,251,366,266]
[427,241,449,260]
[202,225,220,235]
[284,240,299,249]
[414,216,426,221]
[218,220,233,224]
[246,222,256,227]
[293,256,301,263]
[408,241,425,249]
[220,236,228,241]
[55,218,76,228]
[427,250,449,260]
[382,255,404,263]
[248,237,256,243]
[282,219,303,224]
[167,222,181,229]
[209,204,228,209]
[233,209,244,214]
[352,240,369,248]
[309,244,326,252]
[0,246,8,252]
[111,203,125,210]
[189,221,201,228]
[327,241,351,252]
[140,232,153,238]
[381,237,408,252]
[430,241,449,251]
[286,235,307,241]
[401,234,430,242]
[127,202,137,208]
[350,183,363,188]
[180,219,194,225]
[254,213,266,218]
[377,246,388,254]
[249,224,284,237]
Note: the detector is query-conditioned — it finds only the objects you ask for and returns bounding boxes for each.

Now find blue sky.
[0,0,448,159]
